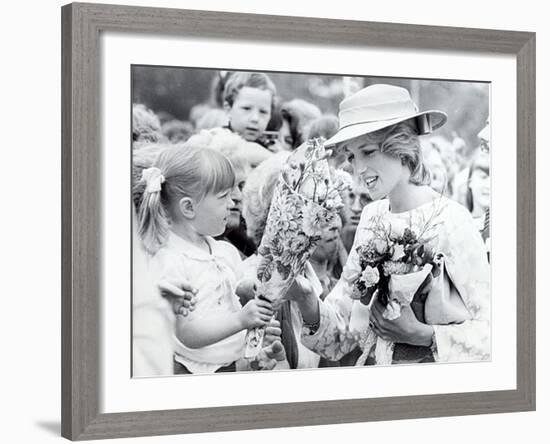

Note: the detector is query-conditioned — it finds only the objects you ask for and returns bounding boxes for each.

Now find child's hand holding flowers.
[239,298,274,329]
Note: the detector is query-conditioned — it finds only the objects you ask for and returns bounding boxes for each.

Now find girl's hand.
[236,278,257,305]
[158,278,197,316]
[370,299,434,347]
[239,298,274,329]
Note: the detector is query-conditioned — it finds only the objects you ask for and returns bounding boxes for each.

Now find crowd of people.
[132,71,491,376]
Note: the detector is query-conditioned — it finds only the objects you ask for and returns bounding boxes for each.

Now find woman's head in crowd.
[241,152,291,246]
[136,143,236,254]
[278,99,322,150]
[339,120,431,201]
[195,108,229,131]
[307,114,343,167]
[326,84,447,201]
[466,150,490,216]
[132,104,165,148]
[422,143,448,195]
[223,72,277,142]
[161,119,194,144]
[311,214,343,262]
[188,103,213,128]
[307,114,339,142]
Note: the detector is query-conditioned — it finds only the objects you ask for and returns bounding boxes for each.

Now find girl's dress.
[150,232,245,374]
[301,196,491,364]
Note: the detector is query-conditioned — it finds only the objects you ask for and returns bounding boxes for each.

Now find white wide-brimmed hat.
[325,84,447,147]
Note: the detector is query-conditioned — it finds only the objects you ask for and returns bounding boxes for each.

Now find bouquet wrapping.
[347,206,444,366]
[357,265,433,366]
[244,140,348,358]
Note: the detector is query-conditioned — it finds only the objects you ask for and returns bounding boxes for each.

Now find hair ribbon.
[142,167,165,193]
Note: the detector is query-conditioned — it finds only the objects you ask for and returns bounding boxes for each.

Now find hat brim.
[324,110,447,147]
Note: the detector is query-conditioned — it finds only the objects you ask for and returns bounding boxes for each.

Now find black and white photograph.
[131,66,491,377]
[2,0,544,442]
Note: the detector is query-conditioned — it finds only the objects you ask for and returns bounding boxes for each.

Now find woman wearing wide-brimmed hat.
[289,84,491,365]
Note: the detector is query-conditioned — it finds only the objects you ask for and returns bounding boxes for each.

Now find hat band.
[339,100,418,129]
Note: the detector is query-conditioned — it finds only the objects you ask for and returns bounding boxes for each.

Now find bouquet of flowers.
[244,139,348,358]
[348,207,444,365]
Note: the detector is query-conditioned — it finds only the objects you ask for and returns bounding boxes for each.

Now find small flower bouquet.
[347,208,444,365]
[244,139,347,358]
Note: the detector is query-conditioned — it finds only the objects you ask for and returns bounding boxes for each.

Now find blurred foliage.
[132,66,489,155]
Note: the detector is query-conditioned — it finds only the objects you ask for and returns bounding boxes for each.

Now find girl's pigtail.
[137,167,170,255]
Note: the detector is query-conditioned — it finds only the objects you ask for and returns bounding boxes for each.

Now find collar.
[166,231,219,262]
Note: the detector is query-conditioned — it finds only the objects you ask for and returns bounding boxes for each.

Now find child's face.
[225,86,272,142]
[192,188,234,237]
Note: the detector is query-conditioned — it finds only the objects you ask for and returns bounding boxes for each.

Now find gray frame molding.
[61,2,536,440]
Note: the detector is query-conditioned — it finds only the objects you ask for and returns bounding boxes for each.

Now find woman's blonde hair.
[136,142,235,254]
[241,152,290,246]
[186,128,250,172]
[363,120,430,185]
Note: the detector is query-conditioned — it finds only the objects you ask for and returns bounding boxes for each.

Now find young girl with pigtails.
[136,142,274,374]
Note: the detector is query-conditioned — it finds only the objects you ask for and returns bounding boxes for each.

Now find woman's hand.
[370,299,434,347]
[285,262,320,325]
[285,262,317,304]
[158,278,197,316]
[286,275,314,303]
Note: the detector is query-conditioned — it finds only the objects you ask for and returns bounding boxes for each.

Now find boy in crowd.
[223,72,277,148]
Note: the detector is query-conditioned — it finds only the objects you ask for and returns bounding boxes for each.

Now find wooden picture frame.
[61,2,535,440]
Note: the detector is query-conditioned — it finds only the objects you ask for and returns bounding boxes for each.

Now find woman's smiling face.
[343,136,408,201]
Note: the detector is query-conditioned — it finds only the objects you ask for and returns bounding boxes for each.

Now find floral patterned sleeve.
[430,203,491,362]
[300,279,359,360]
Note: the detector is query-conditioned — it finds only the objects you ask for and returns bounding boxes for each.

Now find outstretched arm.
[176,298,273,349]
[287,262,360,361]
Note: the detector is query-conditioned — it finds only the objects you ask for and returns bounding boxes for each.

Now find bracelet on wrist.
[302,319,320,335]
